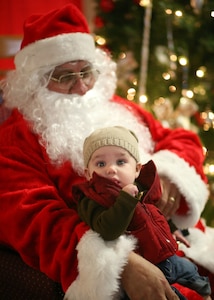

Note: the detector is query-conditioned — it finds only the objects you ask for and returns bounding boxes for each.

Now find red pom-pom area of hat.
[15,4,96,72]
[21,4,90,49]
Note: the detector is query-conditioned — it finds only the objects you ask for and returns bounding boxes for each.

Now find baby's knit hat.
[83,126,140,167]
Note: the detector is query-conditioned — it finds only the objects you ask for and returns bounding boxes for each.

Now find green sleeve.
[77,190,138,241]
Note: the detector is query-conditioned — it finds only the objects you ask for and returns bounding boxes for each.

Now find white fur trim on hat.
[15,33,95,73]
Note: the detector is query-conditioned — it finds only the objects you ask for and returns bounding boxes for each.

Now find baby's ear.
[84,168,90,180]
[136,162,142,177]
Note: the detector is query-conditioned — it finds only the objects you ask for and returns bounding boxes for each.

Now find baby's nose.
[106,165,117,174]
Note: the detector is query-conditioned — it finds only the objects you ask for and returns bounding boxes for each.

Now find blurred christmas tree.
[94,0,214,226]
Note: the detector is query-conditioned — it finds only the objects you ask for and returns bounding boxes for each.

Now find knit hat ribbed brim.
[83,126,140,167]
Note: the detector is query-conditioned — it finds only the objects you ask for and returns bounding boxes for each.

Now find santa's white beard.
[22,84,154,175]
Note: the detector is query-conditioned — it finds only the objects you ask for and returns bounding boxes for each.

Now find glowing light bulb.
[179,57,188,66]
[139,0,151,7]
[139,94,148,104]
[95,35,106,46]
[175,10,183,17]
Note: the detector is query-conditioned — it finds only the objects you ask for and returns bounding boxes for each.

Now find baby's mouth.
[111,178,120,186]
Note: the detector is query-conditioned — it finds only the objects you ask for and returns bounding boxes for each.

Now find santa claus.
[0,3,213,300]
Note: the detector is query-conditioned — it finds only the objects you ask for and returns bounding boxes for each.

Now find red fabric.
[111,96,214,299]
[112,95,207,184]
[0,1,83,74]
[0,97,211,298]
[0,0,82,35]
[20,3,89,49]
[173,284,203,300]
[73,161,178,264]
[111,95,207,217]
[0,109,88,291]
[0,58,15,79]
[195,219,206,232]
[0,58,15,70]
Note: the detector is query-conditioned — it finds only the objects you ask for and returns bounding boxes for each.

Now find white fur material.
[179,225,214,273]
[151,150,209,228]
[64,230,136,300]
[15,33,95,72]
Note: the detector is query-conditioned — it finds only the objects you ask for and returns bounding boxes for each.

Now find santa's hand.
[173,229,190,248]
[121,252,179,300]
[158,176,181,219]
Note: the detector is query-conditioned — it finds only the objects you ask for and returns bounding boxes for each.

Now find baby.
[73,126,211,300]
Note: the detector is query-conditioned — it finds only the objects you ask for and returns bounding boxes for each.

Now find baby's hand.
[122,184,139,197]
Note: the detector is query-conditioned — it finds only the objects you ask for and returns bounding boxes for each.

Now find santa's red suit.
[0,96,213,299]
[0,3,213,300]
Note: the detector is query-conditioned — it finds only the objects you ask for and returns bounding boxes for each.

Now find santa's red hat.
[15,4,96,72]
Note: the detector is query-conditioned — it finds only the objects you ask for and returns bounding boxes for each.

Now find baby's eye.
[117,159,126,165]
[97,161,105,167]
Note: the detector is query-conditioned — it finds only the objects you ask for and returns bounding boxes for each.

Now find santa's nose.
[68,78,89,95]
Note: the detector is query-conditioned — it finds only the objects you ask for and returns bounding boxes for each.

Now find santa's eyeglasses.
[50,68,99,90]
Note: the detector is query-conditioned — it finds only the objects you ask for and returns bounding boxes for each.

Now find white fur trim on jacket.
[151,150,209,228]
[15,33,95,72]
[179,225,214,273]
[64,230,136,300]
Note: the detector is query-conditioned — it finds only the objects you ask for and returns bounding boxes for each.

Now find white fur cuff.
[152,150,209,228]
[179,225,214,273]
[64,230,136,300]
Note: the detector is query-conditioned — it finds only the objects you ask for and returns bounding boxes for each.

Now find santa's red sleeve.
[0,109,136,298]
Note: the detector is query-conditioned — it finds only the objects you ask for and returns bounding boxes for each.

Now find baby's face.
[85,145,141,188]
